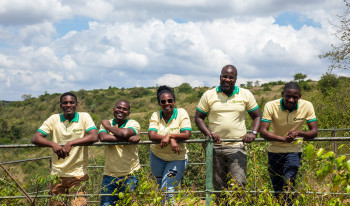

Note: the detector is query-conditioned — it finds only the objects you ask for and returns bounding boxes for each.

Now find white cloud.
[0,0,349,100]
[0,0,71,25]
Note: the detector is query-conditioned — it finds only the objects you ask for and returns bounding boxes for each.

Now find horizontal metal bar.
[87,162,205,169]
[0,156,51,165]
[1,137,350,148]
[2,190,349,200]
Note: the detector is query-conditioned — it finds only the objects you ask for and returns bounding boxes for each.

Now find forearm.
[297,130,318,139]
[251,117,261,132]
[260,130,286,142]
[99,132,119,142]
[67,130,98,146]
[32,134,56,147]
[148,132,165,141]
[105,126,134,140]
[195,118,212,137]
[168,131,191,140]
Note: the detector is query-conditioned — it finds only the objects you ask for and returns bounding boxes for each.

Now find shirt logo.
[73,129,83,133]
[294,118,304,121]
[170,127,179,131]
[230,100,243,104]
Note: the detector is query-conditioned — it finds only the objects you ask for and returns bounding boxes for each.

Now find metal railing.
[1,128,350,205]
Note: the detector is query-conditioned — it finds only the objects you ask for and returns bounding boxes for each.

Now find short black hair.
[115,100,130,110]
[157,85,175,103]
[283,82,301,93]
[60,92,78,103]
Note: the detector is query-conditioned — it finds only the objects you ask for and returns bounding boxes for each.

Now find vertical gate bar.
[205,136,213,206]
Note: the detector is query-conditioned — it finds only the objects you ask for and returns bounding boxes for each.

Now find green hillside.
[0,74,349,145]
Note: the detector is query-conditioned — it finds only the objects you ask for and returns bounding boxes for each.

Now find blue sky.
[0,0,348,101]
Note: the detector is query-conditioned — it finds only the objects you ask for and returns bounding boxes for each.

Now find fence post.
[331,127,337,154]
[205,136,213,206]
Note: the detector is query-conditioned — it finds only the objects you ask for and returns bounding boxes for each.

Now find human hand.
[160,135,171,148]
[62,142,72,157]
[210,133,221,143]
[170,138,180,154]
[129,136,140,142]
[287,129,298,139]
[51,143,67,159]
[242,133,256,143]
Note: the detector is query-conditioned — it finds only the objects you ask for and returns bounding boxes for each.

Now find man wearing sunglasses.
[195,65,261,199]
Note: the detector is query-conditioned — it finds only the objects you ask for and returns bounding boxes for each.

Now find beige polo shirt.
[37,112,97,177]
[148,108,192,161]
[262,98,317,153]
[197,86,259,147]
[99,119,141,178]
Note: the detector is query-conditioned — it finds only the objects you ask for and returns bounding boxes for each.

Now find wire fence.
[1,128,350,205]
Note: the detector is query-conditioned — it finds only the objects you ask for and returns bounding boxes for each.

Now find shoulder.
[128,119,140,126]
[202,87,217,96]
[46,114,60,121]
[238,87,254,97]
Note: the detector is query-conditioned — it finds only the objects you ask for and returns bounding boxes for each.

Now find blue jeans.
[268,152,301,195]
[149,151,188,202]
[100,175,138,206]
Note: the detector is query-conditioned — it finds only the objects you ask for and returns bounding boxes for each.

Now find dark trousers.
[268,152,302,193]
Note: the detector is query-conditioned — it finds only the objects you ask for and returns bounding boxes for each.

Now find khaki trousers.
[50,174,89,206]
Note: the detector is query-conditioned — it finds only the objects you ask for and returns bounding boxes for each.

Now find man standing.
[98,100,141,206]
[260,82,318,203]
[195,65,261,191]
[32,92,98,206]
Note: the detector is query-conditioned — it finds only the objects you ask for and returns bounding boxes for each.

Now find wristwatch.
[252,130,258,135]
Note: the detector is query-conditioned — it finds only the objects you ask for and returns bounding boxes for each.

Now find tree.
[178,83,193,93]
[246,81,253,88]
[21,94,32,100]
[320,0,350,71]
[254,80,260,87]
[294,73,307,82]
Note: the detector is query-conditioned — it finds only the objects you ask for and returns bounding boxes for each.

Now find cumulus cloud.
[0,0,348,100]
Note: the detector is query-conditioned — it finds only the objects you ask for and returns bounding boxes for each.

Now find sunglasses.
[160,99,174,104]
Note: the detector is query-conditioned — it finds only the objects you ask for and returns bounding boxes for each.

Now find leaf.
[316,148,324,157]
[304,144,314,159]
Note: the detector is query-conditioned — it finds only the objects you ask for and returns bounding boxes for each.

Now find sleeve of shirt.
[37,115,55,136]
[305,102,317,123]
[148,112,160,132]
[196,91,210,114]
[261,102,272,123]
[83,113,98,133]
[128,120,141,135]
[245,90,259,112]
[179,109,192,132]
[98,123,108,134]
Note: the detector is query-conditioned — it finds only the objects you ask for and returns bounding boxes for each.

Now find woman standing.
[148,85,192,203]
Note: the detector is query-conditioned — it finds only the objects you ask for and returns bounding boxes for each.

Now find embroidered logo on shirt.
[294,118,304,121]
[73,129,83,133]
[230,100,243,104]
[170,127,179,131]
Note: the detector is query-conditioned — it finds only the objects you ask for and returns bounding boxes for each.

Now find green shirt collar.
[60,113,79,122]
[280,98,298,111]
[216,85,239,97]
[160,108,178,124]
[112,118,129,128]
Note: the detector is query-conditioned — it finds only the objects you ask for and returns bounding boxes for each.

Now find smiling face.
[159,92,175,114]
[282,88,301,110]
[60,95,77,119]
[220,66,237,95]
[113,100,130,122]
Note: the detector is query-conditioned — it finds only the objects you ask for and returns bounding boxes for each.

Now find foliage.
[177,83,193,93]
[320,0,350,71]
[294,73,307,82]
[317,73,340,95]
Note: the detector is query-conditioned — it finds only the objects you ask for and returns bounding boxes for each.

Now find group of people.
[31,64,318,206]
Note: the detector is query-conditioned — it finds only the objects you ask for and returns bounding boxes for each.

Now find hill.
[0,74,349,145]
